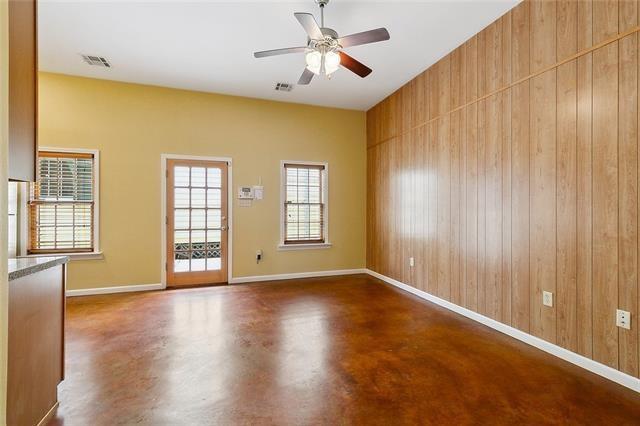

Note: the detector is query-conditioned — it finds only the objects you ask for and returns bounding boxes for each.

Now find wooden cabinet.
[8,0,37,182]
[7,260,66,426]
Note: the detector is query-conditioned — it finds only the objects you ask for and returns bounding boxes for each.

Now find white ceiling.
[38,0,519,111]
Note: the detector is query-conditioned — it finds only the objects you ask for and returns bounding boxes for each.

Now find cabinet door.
[8,0,37,182]
[7,265,64,426]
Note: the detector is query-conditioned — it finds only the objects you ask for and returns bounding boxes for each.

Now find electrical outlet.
[617,309,631,330]
[543,291,553,307]
[409,257,415,267]
[256,250,262,264]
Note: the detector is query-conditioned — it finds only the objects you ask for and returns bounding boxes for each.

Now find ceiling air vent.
[274,82,293,92]
[80,54,111,68]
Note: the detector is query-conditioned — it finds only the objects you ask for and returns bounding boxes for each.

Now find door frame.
[160,154,233,288]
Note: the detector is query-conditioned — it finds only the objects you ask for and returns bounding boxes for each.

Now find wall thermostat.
[238,186,254,199]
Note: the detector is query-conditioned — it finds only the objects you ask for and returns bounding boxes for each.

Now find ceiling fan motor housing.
[320,27,338,39]
[308,28,340,52]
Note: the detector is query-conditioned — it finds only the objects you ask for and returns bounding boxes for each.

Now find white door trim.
[160,154,233,288]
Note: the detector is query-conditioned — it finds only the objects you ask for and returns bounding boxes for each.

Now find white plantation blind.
[29,151,95,253]
[284,163,325,244]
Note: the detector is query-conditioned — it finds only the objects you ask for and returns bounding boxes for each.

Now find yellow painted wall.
[0,1,9,422]
[38,73,366,290]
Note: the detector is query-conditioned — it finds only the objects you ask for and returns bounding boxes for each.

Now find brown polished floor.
[51,274,640,425]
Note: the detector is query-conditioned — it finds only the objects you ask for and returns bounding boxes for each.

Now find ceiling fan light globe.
[324,50,340,75]
[305,51,322,75]
[306,64,321,75]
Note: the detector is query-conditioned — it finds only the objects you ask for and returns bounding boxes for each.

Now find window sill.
[277,243,332,251]
[25,251,104,260]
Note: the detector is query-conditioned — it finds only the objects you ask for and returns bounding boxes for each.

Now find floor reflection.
[51,275,640,425]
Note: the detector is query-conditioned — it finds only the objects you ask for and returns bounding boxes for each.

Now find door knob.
[221,225,228,231]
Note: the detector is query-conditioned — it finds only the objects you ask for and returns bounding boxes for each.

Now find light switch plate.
[543,291,553,307]
[617,309,631,330]
[409,257,415,267]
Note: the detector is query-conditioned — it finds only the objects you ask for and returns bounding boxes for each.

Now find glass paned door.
[166,159,228,286]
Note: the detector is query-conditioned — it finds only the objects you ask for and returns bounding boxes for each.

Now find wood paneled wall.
[366,0,640,378]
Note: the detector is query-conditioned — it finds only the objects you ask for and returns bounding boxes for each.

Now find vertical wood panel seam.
[575,39,579,355]
[591,22,595,358]
[527,6,531,334]
[554,0,559,334]
[616,33,621,370]
[551,0,557,341]
[450,56,454,301]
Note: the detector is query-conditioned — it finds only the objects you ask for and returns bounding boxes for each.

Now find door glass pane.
[207,209,221,229]
[207,189,221,208]
[191,188,205,208]
[191,209,206,229]
[174,251,190,272]
[206,230,221,247]
[174,209,189,229]
[191,250,206,271]
[206,229,221,270]
[191,230,205,251]
[207,168,222,188]
[175,167,190,187]
[191,167,206,187]
[174,231,189,251]
[174,188,189,208]
[207,257,221,271]
[173,231,190,273]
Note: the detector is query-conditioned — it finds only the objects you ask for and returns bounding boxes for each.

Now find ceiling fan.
[253,0,390,85]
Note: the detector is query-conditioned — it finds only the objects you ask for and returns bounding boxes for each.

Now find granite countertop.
[8,256,69,281]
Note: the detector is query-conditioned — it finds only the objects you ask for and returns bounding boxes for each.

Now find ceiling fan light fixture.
[305,50,322,75]
[324,50,340,75]
[305,49,340,76]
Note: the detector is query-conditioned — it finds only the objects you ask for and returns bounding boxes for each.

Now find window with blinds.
[284,163,326,244]
[28,151,96,253]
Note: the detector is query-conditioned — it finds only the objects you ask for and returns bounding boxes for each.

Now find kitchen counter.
[8,256,69,281]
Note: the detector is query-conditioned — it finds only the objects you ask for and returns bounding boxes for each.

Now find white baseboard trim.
[66,283,164,297]
[229,268,367,284]
[366,269,640,393]
[65,270,369,296]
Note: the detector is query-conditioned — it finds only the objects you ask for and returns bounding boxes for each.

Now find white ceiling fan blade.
[294,12,324,40]
[337,28,390,48]
[298,68,315,85]
[254,46,308,58]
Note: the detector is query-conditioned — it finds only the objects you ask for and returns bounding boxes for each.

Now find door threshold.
[166,282,229,290]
